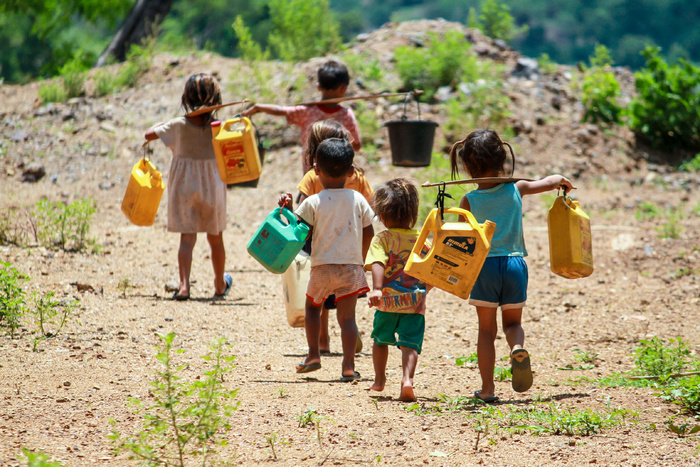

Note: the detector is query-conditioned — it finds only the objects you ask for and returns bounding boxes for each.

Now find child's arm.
[517,175,573,196]
[143,122,165,144]
[242,104,287,117]
[367,262,385,308]
[362,224,374,261]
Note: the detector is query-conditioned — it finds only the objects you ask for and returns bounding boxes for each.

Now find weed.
[29,291,78,350]
[508,401,637,436]
[94,70,118,97]
[494,366,511,382]
[274,387,289,398]
[297,407,319,428]
[110,332,239,466]
[117,278,133,299]
[679,153,700,172]
[34,198,96,251]
[20,448,64,466]
[60,56,87,99]
[656,211,682,239]
[573,349,599,365]
[634,337,692,380]
[538,53,558,75]
[265,431,279,460]
[661,375,700,415]
[665,420,700,436]
[0,206,36,246]
[38,81,67,103]
[635,201,661,220]
[0,262,29,338]
[456,353,478,367]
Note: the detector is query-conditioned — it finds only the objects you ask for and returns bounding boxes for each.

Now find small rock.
[356,33,370,42]
[164,281,179,292]
[511,57,539,80]
[99,181,113,190]
[10,130,29,142]
[21,163,46,182]
[63,381,71,387]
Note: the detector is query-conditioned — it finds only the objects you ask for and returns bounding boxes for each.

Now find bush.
[581,45,622,125]
[232,15,269,62]
[468,0,528,44]
[627,46,700,152]
[115,43,152,89]
[267,0,340,61]
[394,30,473,101]
[59,56,87,99]
[38,81,67,103]
[0,262,29,338]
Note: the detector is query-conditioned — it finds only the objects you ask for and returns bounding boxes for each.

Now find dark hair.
[315,138,354,178]
[371,178,419,229]
[305,120,350,168]
[181,73,222,118]
[449,129,514,179]
[318,60,350,90]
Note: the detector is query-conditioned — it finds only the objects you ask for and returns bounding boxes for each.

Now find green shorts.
[371,310,425,354]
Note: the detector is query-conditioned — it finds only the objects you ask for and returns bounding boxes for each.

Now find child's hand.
[241,105,258,117]
[558,176,574,194]
[278,192,293,210]
[368,289,383,308]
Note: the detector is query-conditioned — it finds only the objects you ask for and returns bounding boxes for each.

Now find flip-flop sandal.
[296,362,321,374]
[340,371,361,382]
[511,348,533,393]
[214,273,232,298]
[172,291,190,301]
[473,391,499,403]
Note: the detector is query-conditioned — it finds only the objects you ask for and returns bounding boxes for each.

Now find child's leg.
[206,232,227,295]
[475,306,499,399]
[299,297,323,368]
[399,346,418,402]
[501,307,524,351]
[177,233,197,297]
[320,306,330,353]
[369,342,388,392]
[335,295,359,378]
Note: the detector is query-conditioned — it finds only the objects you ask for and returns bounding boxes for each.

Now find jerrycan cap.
[211,120,222,127]
[295,222,310,239]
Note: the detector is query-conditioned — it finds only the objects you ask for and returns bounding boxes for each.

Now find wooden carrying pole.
[421,177,535,188]
[184,100,249,118]
[298,90,424,106]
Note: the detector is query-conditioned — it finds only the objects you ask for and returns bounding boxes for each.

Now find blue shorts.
[469,256,527,310]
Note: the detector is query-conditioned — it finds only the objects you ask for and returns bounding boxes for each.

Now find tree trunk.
[96,0,175,66]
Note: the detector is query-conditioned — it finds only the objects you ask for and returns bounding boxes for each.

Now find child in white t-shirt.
[279,138,374,382]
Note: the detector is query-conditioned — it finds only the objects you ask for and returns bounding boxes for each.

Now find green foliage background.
[1,0,699,83]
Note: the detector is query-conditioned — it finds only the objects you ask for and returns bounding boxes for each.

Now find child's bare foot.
[398,382,416,402]
[369,380,384,392]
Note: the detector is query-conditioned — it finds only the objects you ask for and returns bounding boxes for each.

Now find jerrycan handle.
[442,207,492,247]
[223,116,251,132]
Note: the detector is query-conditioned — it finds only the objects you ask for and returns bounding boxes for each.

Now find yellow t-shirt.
[297,168,373,202]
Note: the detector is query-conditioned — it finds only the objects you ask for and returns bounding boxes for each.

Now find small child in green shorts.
[365,179,431,402]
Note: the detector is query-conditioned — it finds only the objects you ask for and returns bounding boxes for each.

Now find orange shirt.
[297,168,373,202]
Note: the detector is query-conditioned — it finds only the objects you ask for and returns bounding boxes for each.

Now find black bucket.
[384,94,438,167]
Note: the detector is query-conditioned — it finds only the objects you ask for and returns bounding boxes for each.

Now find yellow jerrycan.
[547,193,594,278]
[121,157,165,226]
[405,207,496,299]
[211,117,262,184]
[281,250,311,327]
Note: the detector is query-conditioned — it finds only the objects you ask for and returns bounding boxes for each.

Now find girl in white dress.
[144,73,231,300]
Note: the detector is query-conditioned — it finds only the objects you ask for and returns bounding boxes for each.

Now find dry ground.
[1,22,700,466]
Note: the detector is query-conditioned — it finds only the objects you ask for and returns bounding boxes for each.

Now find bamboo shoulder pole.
[298,90,424,106]
[421,177,535,188]
[184,100,249,118]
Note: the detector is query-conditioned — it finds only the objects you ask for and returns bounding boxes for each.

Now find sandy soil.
[1,21,699,466]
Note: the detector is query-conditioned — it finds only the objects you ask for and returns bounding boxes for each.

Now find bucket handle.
[400,90,422,121]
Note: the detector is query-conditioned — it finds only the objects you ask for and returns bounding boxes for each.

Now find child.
[279,138,374,381]
[365,179,431,402]
[144,73,232,301]
[297,120,373,355]
[243,59,361,174]
[449,129,573,402]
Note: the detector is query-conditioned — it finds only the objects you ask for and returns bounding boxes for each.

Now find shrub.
[94,70,117,97]
[394,30,472,101]
[627,46,700,152]
[267,0,340,61]
[232,15,269,62]
[0,262,29,338]
[110,332,239,466]
[468,0,528,44]
[116,43,152,89]
[581,45,622,125]
[59,56,87,99]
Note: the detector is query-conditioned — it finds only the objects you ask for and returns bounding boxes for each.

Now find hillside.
[1,20,699,466]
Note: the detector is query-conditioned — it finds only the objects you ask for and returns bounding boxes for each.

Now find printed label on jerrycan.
[428,255,464,285]
[580,218,593,265]
[443,236,477,256]
[222,140,249,177]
